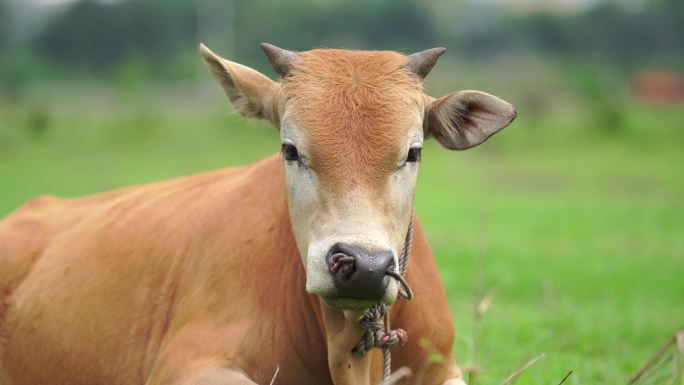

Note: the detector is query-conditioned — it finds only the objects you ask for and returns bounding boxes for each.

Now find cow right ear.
[199,43,280,125]
[425,90,516,150]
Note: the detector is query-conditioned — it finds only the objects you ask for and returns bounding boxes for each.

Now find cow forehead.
[281,49,425,190]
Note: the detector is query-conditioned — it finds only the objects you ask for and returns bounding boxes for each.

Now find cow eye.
[281,143,300,162]
[406,147,422,163]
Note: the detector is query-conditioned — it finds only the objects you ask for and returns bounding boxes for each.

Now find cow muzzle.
[325,243,395,303]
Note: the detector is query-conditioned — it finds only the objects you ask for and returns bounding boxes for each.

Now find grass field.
[1,87,683,384]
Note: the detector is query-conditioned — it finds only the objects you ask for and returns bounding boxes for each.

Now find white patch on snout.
[279,111,423,310]
[304,232,400,306]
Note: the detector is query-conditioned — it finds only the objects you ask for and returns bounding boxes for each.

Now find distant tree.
[34,0,197,78]
[473,0,684,69]
[6,0,683,82]
[233,0,438,70]
[0,0,8,51]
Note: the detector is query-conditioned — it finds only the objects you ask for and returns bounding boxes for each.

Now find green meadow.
[1,87,683,384]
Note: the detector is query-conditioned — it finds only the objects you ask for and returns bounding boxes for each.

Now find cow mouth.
[319,294,389,311]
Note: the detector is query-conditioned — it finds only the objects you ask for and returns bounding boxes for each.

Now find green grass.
[1,88,683,384]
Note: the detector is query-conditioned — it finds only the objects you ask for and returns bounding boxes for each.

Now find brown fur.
[0,155,458,385]
[281,49,425,191]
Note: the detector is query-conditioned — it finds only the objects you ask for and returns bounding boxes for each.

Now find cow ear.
[199,43,280,125]
[425,90,516,150]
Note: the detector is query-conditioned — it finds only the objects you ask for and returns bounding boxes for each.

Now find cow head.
[200,43,515,312]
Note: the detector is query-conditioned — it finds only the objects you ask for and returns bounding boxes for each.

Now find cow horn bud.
[260,43,300,78]
[405,47,446,80]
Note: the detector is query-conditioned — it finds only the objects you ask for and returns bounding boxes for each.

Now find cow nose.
[326,243,395,301]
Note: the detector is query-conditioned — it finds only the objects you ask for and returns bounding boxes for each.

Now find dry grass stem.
[466,211,489,385]
[676,331,684,359]
[500,353,546,385]
[629,330,684,384]
[387,367,413,385]
[557,370,573,385]
[268,366,279,385]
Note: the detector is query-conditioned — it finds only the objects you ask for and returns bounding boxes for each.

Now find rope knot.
[353,213,415,385]
[353,303,409,356]
[353,303,387,357]
[378,328,408,349]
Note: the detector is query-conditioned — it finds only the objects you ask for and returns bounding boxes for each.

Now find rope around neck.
[352,213,415,385]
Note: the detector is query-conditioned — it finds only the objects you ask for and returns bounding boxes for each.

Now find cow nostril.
[326,243,395,301]
[330,253,355,281]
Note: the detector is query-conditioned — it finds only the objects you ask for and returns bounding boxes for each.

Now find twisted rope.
[353,213,415,385]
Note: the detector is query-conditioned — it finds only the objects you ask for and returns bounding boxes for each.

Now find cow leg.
[143,323,267,385]
[146,366,259,385]
[186,367,259,385]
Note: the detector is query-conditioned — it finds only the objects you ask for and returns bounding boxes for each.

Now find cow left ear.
[199,43,280,125]
[425,90,516,150]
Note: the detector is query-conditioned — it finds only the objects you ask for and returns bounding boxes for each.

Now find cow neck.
[353,211,415,385]
[318,211,416,385]
[268,205,333,384]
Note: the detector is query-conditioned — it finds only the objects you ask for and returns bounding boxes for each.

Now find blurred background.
[1,0,683,383]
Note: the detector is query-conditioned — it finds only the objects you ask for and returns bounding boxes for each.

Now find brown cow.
[0,44,516,385]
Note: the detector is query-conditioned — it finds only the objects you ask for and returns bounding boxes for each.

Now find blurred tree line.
[0,0,682,90]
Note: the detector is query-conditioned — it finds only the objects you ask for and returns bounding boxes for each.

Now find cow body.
[0,155,456,385]
[1,42,517,385]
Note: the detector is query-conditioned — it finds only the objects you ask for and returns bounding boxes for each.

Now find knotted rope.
[352,213,415,385]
